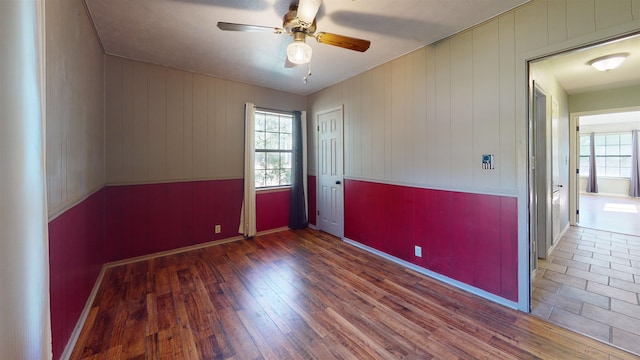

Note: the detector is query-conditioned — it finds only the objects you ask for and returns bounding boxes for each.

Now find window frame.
[254,109,294,189]
[579,132,633,179]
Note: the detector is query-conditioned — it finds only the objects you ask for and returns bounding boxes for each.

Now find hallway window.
[580,132,633,178]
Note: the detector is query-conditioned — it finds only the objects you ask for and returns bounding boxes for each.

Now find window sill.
[256,186,291,194]
[578,176,630,180]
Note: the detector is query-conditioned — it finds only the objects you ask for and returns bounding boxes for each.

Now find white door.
[317,107,344,238]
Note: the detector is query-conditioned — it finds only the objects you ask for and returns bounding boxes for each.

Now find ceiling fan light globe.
[287,41,312,64]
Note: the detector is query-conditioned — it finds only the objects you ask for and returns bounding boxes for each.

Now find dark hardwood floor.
[72,229,638,359]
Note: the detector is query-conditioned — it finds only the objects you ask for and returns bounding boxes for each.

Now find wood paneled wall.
[45,0,106,358]
[46,0,105,218]
[308,0,640,196]
[308,0,640,309]
[105,56,307,185]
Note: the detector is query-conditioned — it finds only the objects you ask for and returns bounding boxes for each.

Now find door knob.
[335,180,341,185]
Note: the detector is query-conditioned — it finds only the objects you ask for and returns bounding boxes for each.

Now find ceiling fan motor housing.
[283,5,316,35]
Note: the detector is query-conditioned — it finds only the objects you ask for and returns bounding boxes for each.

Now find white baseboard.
[342,237,520,311]
[60,265,107,360]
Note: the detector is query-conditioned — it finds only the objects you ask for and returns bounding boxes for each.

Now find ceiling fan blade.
[217,22,283,34]
[315,32,371,52]
[296,0,322,25]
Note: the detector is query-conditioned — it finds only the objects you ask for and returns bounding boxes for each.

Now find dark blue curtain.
[289,111,307,229]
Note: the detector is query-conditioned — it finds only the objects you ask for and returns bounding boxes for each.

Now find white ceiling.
[85,0,530,95]
[539,33,640,95]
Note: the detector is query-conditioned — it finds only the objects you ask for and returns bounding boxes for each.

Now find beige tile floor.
[532,226,640,355]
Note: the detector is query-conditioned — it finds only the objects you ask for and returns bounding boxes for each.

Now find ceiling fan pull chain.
[304,63,312,85]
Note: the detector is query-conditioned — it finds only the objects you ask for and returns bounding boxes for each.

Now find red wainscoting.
[49,189,105,360]
[256,189,290,231]
[344,179,518,302]
[49,179,297,358]
[105,179,294,261]
[105,179,244,261]
[307,175,316,226]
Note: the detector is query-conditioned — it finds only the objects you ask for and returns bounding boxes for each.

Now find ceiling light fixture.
[287,32,312,64]
[588,53,628,71]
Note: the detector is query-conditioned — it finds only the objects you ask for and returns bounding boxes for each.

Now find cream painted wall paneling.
[166,68,186,180]
[132,61,149,180]
[595,0,634,31]
[147,65,168,180]
[105,55,306,184]
[359,71,374,179]
[499,13,517,193]
[371,65,388,180]
[472,20,503,190]
[390,56,410,182]
[547,0,568,44]
[412,49,429,183]
[46,0,105,218]
[567,0,596,39]
[450,31,474,189]
[433,40,453,187]
[514,0,548,56]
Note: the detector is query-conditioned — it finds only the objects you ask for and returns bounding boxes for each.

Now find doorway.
[571,109,640,237]
[528,34,640,354]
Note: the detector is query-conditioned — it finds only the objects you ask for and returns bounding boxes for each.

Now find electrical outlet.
[414,245,422,258]
[215,225,221,234]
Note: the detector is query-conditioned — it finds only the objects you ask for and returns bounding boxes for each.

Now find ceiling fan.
[217,0,371,66]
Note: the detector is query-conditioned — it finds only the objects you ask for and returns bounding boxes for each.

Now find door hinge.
[317,125,319,131]
[576,209,579,215]
[317,210,320,215]
[576,168,580,174]
[576,126,579,132]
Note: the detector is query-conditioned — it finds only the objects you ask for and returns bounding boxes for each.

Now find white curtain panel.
[0,0,52,358]
[239,103,257,237]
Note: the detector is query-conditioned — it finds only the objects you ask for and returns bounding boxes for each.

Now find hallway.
[532,226,640,355]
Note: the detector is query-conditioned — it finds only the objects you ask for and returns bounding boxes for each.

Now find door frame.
[528,81,551,281]
[569,106,640,226]
[315,105,345,238]
[524,30,640,312]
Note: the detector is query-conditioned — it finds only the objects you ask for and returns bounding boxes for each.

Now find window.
[579,132,633,178]
[254,110,292,188]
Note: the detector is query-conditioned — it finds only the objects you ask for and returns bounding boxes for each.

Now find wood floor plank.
[71,228,639,359]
